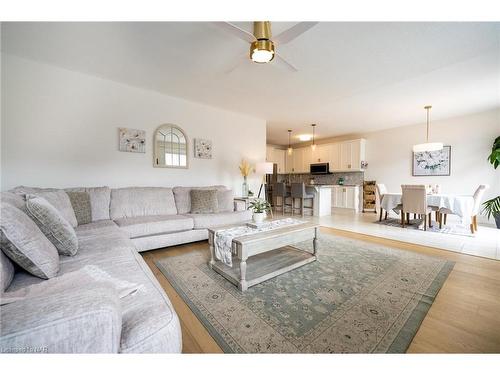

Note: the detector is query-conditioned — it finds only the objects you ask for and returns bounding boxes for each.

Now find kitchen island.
[275,184,334,217]
[275,184,360,216]
[308,184,334,217]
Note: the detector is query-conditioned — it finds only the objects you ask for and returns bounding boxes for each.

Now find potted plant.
[248,198,271,224]
[483,136,500,228]
[482,196,500,229]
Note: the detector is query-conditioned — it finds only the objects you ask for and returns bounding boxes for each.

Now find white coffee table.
[208,222,319,291]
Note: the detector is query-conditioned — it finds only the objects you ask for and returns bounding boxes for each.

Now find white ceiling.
[2,22,499,145]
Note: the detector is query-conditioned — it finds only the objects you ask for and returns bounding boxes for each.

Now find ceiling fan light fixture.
[250,40,275,63]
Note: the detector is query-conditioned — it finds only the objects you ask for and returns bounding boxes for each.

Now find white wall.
[362,109,500,223]
[1,54,266,194]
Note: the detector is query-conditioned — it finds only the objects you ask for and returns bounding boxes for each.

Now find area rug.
[155,233,454,353]
[375,217,474,237]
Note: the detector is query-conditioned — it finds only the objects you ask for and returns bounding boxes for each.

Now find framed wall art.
[412,145,451,176]
[118,128,146,153]
[194,138,212,159]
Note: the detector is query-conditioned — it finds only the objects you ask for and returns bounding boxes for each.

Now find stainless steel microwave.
[310,163,331,175]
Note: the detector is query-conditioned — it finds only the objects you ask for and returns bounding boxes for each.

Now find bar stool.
[291,182,315,217]
[273,183,292,215]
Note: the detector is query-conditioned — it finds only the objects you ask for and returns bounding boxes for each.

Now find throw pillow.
[1,251,15,292]
[0,202,59,279]
[217,189,234,212]
[66,191,92,225]
[190,189,219,214]
[26,194,79,256]
[65,186,111,221]
[32,190,78,228]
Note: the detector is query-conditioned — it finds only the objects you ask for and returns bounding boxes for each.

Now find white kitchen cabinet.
[266,145,286,173]
[266,145,273,162]
[327,143,341,170]
[309,144,327,164]
[332,185,360,212]
[301,147,313,172]
[292,148,305,173]
[274,149,286,173]
[339,139,365,171]
[281,138,365,173]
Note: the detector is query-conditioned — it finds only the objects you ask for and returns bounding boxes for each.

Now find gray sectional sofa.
[0,185,252,353]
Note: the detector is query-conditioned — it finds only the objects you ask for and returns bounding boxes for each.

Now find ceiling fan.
[214,21,318,73]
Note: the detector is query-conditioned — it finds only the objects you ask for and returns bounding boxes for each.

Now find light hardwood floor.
[141,227,500,353]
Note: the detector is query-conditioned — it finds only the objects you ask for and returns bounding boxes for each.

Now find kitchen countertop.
[307,184,359,187]
[281,184,360,187]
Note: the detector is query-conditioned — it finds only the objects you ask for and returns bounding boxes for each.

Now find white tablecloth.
[380,193,475,225]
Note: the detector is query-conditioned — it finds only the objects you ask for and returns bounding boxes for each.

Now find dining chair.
[273,183,292,215]
[290,182,315,217]
[376,183,388,221]
[401,185,434,230]
[439,184,489,233]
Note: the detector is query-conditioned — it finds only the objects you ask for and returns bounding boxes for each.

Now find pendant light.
[311,124,317,151]
[287,129,293,155]
[413,105,443,152]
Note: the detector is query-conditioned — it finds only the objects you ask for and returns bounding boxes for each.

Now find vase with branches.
[239,159,252,197]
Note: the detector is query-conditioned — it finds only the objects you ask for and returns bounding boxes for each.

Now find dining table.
[380,192,475,226]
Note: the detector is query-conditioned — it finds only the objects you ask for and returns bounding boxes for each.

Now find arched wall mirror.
[153,124,188,168]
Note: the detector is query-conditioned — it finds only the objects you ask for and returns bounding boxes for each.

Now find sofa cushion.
[0,285,123,353]
[217,189,234,212]
[173,185,227,214]
[26,194,78,256]
[186,210,252,229]
[0,192,27,211]
[110,187,177,219]
[65,186,111,221]
[190,189,219,214]
[114,215,194,239]
[1,251,15,292]
[0,202,59,279]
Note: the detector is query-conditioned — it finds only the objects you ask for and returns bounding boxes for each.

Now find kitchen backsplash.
[277,171,364,186]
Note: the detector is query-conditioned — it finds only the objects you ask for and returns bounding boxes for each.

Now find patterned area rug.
[375,218,474,237]
[155,233,454,353]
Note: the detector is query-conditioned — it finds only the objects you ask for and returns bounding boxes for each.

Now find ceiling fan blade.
[274,22,318,45]
[212,22,256,43]
[274,53,298,73]
[224,54,249,74]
